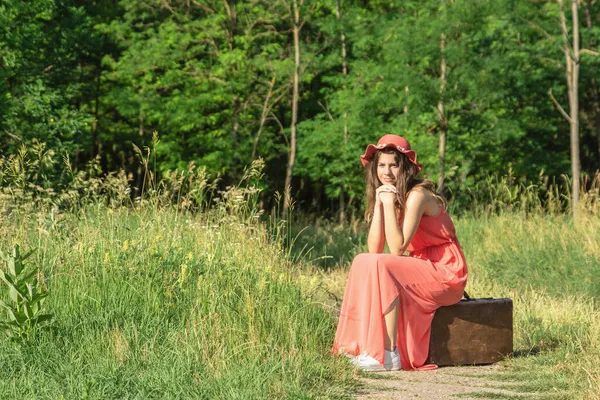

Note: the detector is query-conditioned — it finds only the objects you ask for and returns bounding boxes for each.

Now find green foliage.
[96,0,294,178]
[0,0,103,156]
[2,0,600,216]
[0,245,53,343]
[0,141,130,213]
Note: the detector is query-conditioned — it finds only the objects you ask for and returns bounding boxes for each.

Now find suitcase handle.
[462,291,496,301]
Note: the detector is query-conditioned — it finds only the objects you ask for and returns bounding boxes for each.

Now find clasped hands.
[376,184,398,206]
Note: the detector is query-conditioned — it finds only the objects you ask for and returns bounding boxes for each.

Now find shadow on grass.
[512,346,543,358]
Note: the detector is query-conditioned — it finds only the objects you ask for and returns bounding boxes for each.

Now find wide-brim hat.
[360,134,422,171]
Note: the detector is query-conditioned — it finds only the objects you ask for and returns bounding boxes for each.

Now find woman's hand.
[376,184,398,206]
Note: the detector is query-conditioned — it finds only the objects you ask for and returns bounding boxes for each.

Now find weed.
[0,245,53,343]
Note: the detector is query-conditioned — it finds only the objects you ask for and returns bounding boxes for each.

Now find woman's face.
[376,152,400,185]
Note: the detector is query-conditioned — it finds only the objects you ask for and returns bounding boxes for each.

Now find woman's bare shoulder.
[406,186,431,207]
[407,186,434,200]
[407,186,440,215]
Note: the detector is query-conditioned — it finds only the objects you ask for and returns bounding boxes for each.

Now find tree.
[2,0,599,217]
[437,31,448,193]
[336,0,349,222]
[98,0,291,179]
[282,0,303,220]
[548,0,582,221]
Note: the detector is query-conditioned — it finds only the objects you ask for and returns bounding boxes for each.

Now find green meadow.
[0,177,356,398]
[1,164,599,399]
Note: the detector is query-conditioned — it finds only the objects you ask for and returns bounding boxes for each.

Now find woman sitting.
[331,134,468,371]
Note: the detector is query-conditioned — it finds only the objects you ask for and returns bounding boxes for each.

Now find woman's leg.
[383,296,400,351]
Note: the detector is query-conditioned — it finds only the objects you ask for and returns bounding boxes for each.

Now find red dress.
[331,208,468,370]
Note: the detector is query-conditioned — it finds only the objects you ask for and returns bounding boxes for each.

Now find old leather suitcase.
[427,294,513,366]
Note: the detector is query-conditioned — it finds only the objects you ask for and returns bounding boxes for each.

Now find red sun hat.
[360,134,422,171]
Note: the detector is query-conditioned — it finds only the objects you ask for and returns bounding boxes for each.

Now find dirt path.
[307,271,548,399]
[356,364,530,400]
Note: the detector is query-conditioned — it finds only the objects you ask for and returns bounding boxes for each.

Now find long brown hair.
[364,148,447,222]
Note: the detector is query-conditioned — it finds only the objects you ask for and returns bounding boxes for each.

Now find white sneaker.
[351,348,400,372]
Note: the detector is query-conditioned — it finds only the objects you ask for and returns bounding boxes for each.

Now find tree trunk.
[283,0,301,220]
[437,33,448,193]
[91,67,101,158]
[584,0,600,166]
[225,1,239,172]
[569,0,581,221]
[557,0,581,221]
[336,0,348,224]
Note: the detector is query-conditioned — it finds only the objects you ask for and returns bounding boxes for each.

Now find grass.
[2,143,599,399]
[457,213,600,399]
[4,204,596,399]
[458,213,600,299]
[0,203,356,399]
[0,148,357,398]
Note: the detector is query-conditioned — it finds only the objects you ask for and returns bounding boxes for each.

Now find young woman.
[331,134,468,371]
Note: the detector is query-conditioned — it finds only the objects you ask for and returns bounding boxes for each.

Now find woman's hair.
[364,148,447,222]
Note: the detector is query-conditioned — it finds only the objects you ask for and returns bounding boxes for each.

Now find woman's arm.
[380,189,429,256]
[367,201,385,253]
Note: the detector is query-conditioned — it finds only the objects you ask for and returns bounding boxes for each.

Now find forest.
[2,0,600,217]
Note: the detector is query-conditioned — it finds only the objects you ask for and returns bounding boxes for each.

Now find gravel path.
[356,364,531,400]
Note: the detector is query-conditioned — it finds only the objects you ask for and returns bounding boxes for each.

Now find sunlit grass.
[0,194,355,398]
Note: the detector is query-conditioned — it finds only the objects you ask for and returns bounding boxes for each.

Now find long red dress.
[331,208,468,370]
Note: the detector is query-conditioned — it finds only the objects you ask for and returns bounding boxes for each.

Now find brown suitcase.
[427,294,513,366]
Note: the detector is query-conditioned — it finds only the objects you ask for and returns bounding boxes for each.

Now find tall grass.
[448,169,600,217]
[0,148,355,398]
